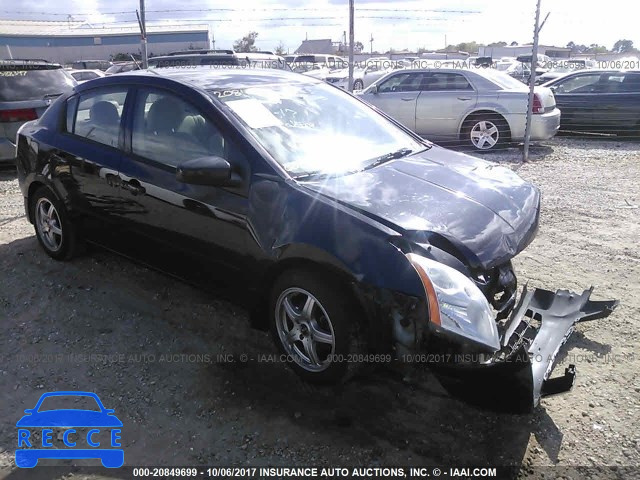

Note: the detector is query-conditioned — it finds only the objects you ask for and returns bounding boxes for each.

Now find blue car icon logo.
[16,391,123,468]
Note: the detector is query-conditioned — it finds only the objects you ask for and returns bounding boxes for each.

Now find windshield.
[210,81,425,178]
[0,67,75,101]
[477,68,529,90]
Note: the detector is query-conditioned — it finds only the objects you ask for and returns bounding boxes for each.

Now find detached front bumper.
[431,286,618,413]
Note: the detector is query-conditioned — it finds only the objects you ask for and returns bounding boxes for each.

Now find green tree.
[354,41,364,53]
[585,43,608,54]
[274,42,286,55]
[233,32,259,53]
[487,41,507,47]
[444,41,481,53]
[612,39,635,53]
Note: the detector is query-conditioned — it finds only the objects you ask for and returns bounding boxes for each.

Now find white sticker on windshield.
[226,98,281,129]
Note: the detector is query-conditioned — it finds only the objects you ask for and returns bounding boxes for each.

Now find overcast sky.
[5,0,639,53]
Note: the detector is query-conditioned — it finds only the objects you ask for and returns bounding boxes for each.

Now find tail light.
[532,93,544,114]
[0,108,38,123]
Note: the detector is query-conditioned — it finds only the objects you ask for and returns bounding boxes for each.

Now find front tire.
[30,186,82,260]
[269,269,365,384]
[353,79,364,91]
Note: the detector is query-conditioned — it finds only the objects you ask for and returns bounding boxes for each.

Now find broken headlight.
[407,253,500,351]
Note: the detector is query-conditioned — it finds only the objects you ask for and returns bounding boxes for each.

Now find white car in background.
[359,67,560,150]
[325,57,399,91]
[67,69,106,83]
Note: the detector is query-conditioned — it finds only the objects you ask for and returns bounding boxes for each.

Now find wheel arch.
[249,253,369,333]
[26,181,51,223]
[459,109,512,142]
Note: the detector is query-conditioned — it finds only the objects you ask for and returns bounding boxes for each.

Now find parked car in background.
[288,54,347,80]
[536,59,596,84]
[543,69,640,136]
[149,50,289,70]
[71,60,112,71]
[68,69,106,83]
[15,67,616,412]
[105,61,141,75]
[0,59,75,163]
[325,57,398,91]
[359,68,560,150]
[505,62,532,83]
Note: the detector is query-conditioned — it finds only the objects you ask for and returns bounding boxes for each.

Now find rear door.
[590,72,640,133]
[415,71,478,140]
[365,71,427,131]
[53,86,129,226]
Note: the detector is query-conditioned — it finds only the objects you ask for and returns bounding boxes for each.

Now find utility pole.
[370,34,373,54]
[139,0,148,68]
[348,0,355,92]
[523,1,548,161]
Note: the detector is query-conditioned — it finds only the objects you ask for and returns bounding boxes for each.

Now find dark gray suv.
[0,60,76,164]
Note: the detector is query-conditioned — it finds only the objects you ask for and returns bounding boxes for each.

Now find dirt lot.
[0,137,638,479]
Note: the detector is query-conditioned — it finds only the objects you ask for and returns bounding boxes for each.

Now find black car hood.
[302,146,540,270]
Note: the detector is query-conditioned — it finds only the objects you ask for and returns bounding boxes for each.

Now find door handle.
[401,97,414,101]
[457,96,472,101]
[122,179,146,196]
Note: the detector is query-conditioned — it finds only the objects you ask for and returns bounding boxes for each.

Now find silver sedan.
[358,68,561,150]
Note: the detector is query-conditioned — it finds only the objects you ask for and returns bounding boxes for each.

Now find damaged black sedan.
[15,68,617,412]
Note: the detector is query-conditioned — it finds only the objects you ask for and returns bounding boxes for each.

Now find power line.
[0,7,480,16]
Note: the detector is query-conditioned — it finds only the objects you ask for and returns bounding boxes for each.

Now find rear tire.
[269,269,365,384]
[461,113,509,151]
[30,186,82,261]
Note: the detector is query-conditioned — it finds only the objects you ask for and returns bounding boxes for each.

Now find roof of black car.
[113,66,318,90]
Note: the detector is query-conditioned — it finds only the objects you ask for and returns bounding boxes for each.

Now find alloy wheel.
[470,120,500,150]
[275,287,336,372]
[35,198,63,252]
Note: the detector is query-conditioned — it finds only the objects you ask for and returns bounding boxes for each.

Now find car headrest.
[89,101,119,126]
[147,97,185,134]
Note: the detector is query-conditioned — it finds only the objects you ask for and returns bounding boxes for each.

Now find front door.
[366,71,427,132]
[113,86,253,289]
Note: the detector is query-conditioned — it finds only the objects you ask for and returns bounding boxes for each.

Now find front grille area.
[474,261,517,320]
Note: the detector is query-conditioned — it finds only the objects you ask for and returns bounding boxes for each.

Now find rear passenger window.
[72,88,127,147]
[131,89,226,167]
[424,73,473,91]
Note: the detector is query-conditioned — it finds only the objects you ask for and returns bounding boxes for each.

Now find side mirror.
[176,156,232,186]
[370,84,378,94]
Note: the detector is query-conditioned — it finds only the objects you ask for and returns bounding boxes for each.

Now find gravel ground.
[0,137,638,479]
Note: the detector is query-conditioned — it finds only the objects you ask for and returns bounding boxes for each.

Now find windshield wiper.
[364,147,416,170]
[43,93,63,99]
[292,171,328,181]
[293,146,430,181]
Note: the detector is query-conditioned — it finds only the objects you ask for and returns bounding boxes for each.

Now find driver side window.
[378,72,425,93]
[131,89,226,167]
[554,73,601,94]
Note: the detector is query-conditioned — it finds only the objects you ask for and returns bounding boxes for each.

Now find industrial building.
[0,20,210,64]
